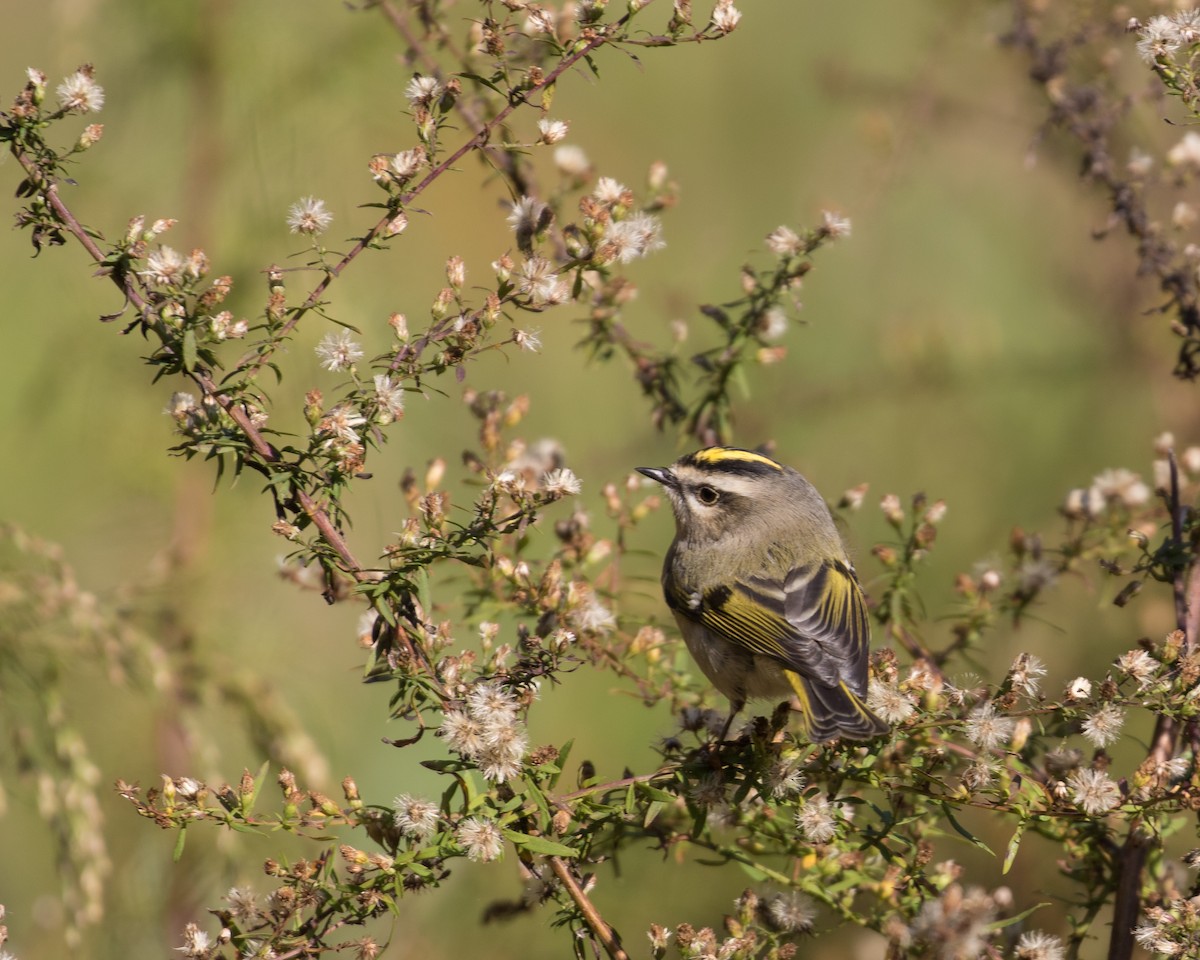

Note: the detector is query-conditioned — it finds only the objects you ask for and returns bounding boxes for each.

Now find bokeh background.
[1,1,1194,957]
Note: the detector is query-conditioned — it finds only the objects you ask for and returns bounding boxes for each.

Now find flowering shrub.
[5,3,1200,960]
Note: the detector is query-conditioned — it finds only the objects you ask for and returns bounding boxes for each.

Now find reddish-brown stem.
[377,0,530,197]
[10,4,662,584]
[554,769,673,804]
[233,10,643,382]
[548,856,629,960]
[1108,452,1194,960]
[8,158,366,578]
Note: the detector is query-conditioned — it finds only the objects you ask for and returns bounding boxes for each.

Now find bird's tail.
[785,670,889,742]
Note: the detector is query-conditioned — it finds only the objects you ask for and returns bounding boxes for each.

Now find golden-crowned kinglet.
[638,446,887,742]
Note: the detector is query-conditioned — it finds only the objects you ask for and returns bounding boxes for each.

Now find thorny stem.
[547,855,630,960]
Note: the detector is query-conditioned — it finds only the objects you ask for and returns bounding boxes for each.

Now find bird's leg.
[769,700,792,743]
[697,701,746,769]
[717,699,746,744]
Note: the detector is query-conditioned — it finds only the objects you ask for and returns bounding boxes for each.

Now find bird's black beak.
[636,466,676,488]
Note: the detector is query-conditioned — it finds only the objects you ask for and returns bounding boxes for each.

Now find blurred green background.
[2,1,1194,957]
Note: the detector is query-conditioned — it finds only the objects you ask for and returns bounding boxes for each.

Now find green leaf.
[1003,819,1026,875]
[525,782,551,821]
[503,831,579,857]
[731,362,750,399]
[939,801,994,855]
[172,825,187,862]
[636,784,676,804]
[361,640,379,678]
[547,739,573,790]
[496,792,525,814]
[322,316,362,334]
[986,901,1051,932]
[422,759,468,773]
[182,328,197,372]
[643,800,665,828]
[459,72,507,97]
[376,601,398,627]
[825,874,867,895]
[736,862,768,882]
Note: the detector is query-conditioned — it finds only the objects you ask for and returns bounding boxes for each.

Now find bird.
[637,445,888,743]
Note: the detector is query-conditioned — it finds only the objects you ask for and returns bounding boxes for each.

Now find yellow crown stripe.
[691,447,783,471]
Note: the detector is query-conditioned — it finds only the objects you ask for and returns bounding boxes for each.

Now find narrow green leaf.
[524,783,551,822]
[939,802,994,855]
[987,901,1051,932]
[422,759,468,773]
[503,831,579,857]
[172,825,187,862]
[1003,820,1026,875]
[643,800,665,828]
[459,72,507,96]
[731,362,750,399]
[361,641,379,678]
[547,739,573,790]
[636,784,676,804]
[736,862,768,882]
[376,601,398,627]
[182,328,198,372]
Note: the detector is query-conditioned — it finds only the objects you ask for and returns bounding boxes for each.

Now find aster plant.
[5,4,1200,960]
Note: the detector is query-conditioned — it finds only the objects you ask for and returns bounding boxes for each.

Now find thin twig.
[234,8,648,382]
[1108,451,1191,960]
[1001,0,1200,380]
[6,159,368,579]
[377,0,530,197]
[548,855,629,960]
[10,4,664,586]
[554,768,674,804]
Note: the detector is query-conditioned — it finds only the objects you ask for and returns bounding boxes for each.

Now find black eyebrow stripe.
[679,452,783,476]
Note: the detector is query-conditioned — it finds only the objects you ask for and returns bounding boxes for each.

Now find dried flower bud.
[710,0,742,33]
[77,122,104,150]
[537,117,569,144]
[385,211,409,236]
[1065,677,1092,701]
[880,493,904,528]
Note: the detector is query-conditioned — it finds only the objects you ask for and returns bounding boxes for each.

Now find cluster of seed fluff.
[1136,10,1200,64]
[1134,892,1200,957]
[438,682,528,782]
[1063,434,1200,519]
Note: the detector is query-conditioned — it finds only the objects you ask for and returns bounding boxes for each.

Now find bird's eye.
[696,485,720,505]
